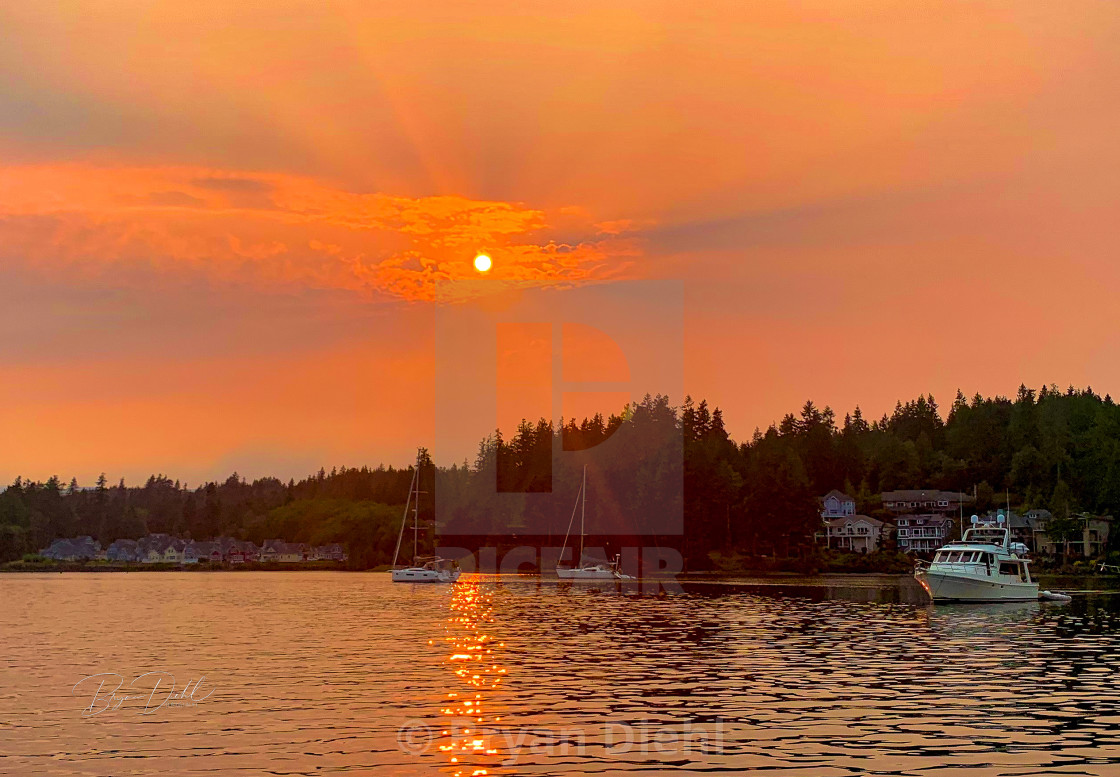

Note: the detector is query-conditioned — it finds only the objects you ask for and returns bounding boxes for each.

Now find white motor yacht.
[914,513,1038,602]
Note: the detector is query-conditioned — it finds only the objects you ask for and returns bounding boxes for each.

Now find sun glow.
[473,254,492,272]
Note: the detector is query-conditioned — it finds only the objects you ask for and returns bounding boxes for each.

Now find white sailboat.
[555,465,633,580]
[391,450,460,584]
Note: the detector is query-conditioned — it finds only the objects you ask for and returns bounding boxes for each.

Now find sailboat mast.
[413,451,421,562]
[393,465,417,568]
[579,465,586,562]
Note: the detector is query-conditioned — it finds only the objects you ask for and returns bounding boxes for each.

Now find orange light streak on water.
[438,577,507,776]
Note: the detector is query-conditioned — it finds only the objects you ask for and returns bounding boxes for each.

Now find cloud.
[0,164,647,301]
[137,190,208,208]
[190,176,273,193]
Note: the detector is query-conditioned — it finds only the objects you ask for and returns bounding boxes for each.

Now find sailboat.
[555,465,633,580]
[391,450,460,583]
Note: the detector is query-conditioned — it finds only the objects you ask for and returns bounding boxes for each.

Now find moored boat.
[392,556,460,583]
[914,512,1038,602]
[555,466,634,581]
[390,449,460,584]
[555,556,632,580]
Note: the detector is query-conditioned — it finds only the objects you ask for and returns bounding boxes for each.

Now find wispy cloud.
[0,164,646,301]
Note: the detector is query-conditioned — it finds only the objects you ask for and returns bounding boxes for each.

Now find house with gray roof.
[261,539,305,562]
[41,536,101,561]
[183,540,222,564]
[137,534,186,563]
[881,490,973,516]
[311,543,347,561]
[820,490,856,519]
[824,514,887,553]
[894,514,955,553]
[106,539,141,563]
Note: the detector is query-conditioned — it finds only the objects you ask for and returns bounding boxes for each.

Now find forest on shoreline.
[3,385,1120,569]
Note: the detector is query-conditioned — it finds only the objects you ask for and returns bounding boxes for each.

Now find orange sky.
[2,1,1120,484]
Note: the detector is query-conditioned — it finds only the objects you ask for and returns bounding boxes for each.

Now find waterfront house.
[1023,510,1110,558]
[214,537,238,560]
[37,533,313,565]
[162,539,185,564]
[1049,513,1110,558]
[311,543,347,561]
[825,514,886,553]
[106,539,141,563]
[224,541,258,564]
[1074,515,1112,558]
[74,536,101,559]
[894,514,955,553]
[261,539,305,562]
[136,533,185,563]
[1003,510,1039,552]
[40,539,74,560]
[1024,509,1054,554]
[138,533,170,563]
[881,489,973,516]
[41,536,102,561]
[213,537,259,563]
[182,541,202,564]
[183,540,221,564]
[259,540,278,562]
[820,490,857,518]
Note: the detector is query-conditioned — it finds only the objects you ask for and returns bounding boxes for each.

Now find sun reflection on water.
[438,577,507,776]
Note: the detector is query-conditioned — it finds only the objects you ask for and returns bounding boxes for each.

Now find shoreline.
[0,560,352,573]
[4,563,1118,592]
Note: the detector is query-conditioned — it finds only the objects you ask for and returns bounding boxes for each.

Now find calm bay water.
[2,572,1119,776]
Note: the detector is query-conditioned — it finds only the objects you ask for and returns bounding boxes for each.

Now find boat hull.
[556,566,618,580]
[915,569,1038,602]
[392,568,460,583]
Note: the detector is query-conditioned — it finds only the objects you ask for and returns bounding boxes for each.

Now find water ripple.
[1,572,1118,775]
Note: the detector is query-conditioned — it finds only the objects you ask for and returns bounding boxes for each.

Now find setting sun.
[473,254,492,273]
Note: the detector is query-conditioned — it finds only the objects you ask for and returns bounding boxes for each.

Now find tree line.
[3,385,1119,568]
